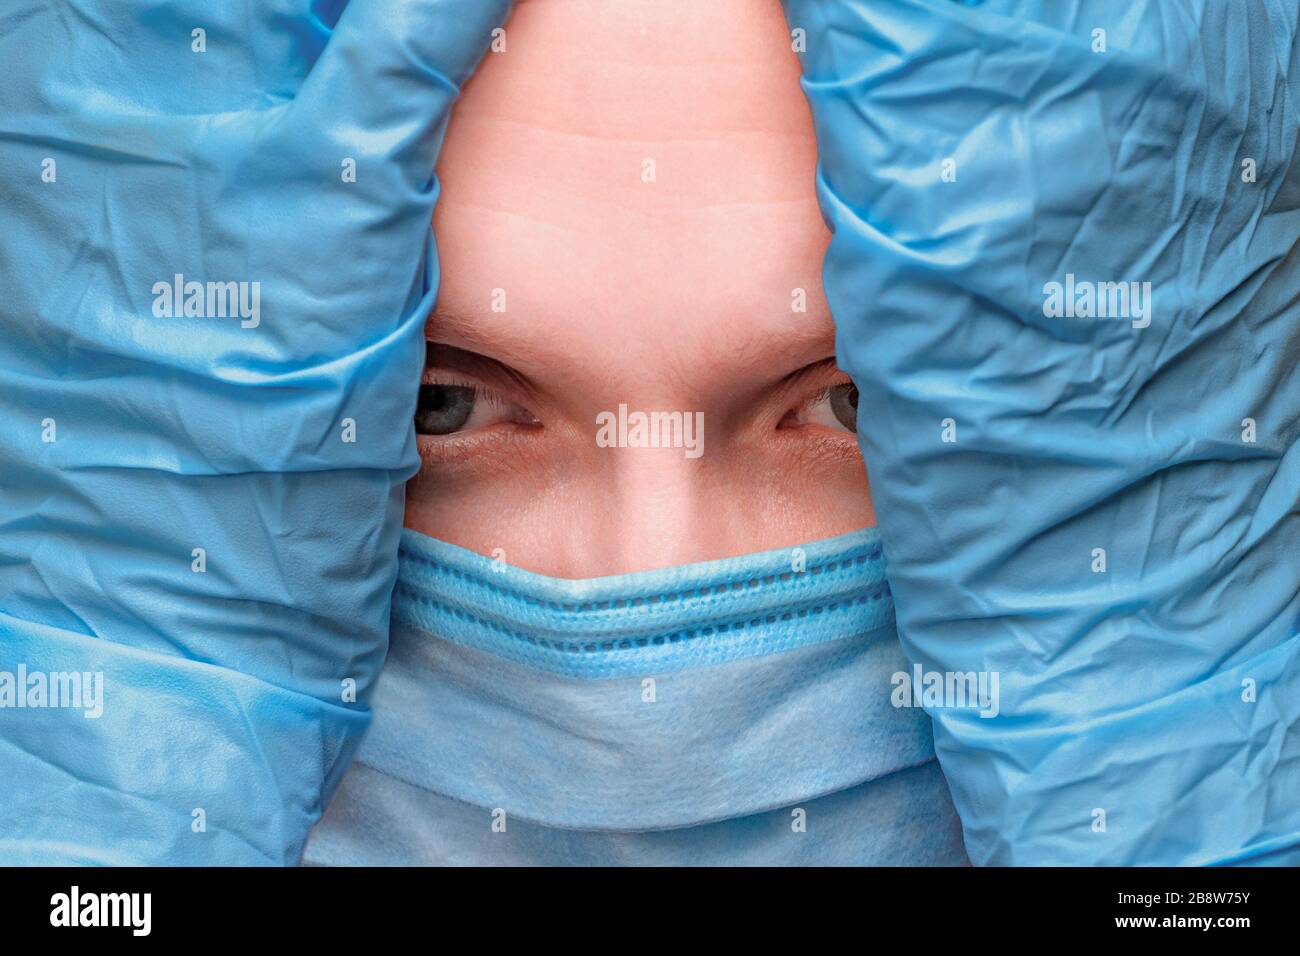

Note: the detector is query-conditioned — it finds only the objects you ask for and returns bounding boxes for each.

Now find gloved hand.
[785,0,1300,864]
[0,0,512,864]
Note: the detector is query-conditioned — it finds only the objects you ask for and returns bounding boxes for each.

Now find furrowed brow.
[424,305,560,388]
[425,307,492,353]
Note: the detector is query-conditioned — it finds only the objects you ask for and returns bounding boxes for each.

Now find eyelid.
[783,357,844,387]
[784,362,854,411]
[421,369,521,421]
[800,386,834,410]
[782,358,852,395]
[425,341,539,407]
[422,366,483,391]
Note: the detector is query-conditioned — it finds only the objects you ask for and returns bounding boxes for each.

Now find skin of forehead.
[430,0,834,405]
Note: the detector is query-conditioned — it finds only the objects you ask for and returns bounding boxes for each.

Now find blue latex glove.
[0,0,511,864]
[786,0,1300,864]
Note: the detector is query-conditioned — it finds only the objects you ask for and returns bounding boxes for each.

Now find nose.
[599,439,713,574]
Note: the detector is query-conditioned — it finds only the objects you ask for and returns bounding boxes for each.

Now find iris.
[415,384,476,435]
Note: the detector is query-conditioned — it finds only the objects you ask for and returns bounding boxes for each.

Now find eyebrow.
[707,308,841,388]
[426,300,841,391]
[424,304,564,379]
[425,307,495,355]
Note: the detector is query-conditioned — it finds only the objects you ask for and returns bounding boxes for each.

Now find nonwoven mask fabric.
[785,0,1300,864]
[0,0,513,864]
[304,528,969,866]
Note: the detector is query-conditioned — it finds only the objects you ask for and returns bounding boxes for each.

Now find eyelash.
[422,371,515,410]
[417,370,856,443]
[804,386,833,407]
[784,380,857,425]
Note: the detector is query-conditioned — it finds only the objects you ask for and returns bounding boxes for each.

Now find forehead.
[431,0,831,381]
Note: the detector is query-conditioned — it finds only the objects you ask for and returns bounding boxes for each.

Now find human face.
[408,0,874,578]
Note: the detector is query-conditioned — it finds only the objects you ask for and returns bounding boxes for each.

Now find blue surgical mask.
[305,527,968,865]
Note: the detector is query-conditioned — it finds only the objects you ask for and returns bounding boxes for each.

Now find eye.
[780,382,859,433]
[828,383,859,431]
[415,381,538,436]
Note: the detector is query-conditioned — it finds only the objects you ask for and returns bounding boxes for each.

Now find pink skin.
[407,0,874,578]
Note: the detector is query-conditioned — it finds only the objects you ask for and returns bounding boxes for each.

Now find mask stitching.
[392,579,891,655]
[396,547,886,615]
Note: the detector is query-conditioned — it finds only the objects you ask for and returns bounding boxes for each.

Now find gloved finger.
[0,0,511,865]
[786,0,1300,865]
[230,0,517,474]
[291,0,515,196]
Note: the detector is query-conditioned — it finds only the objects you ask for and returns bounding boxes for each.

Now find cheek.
[403,437,874,577]
[403,453,607,575]
[726,444,876,541]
